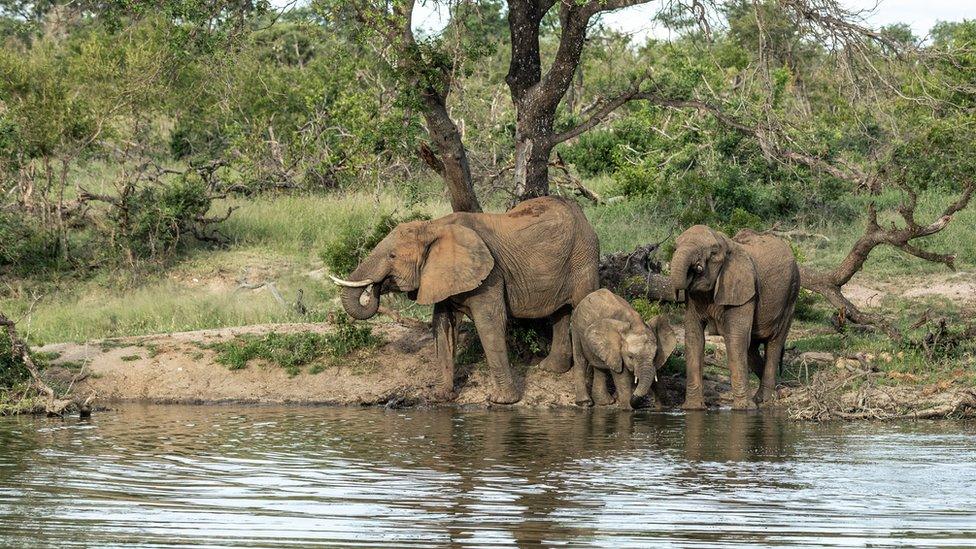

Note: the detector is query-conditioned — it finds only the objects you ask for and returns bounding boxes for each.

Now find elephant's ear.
[648,316,677,370]
[417,224,494,305]
[584,319,627,373]
[714,242,757,307]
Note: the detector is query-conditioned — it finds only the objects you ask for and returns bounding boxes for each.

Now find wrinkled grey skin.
[335,197,600,405]
[670,226,800,410]
[570,289,677,409]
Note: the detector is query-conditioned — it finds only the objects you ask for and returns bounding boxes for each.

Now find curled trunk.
[340,284,380,320]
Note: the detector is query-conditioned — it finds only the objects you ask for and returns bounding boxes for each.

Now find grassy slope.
[3,177,975,352]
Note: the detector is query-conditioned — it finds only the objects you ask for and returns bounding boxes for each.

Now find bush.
[0,211,59,271]
[321,211,430,276]
[211,314,381,376]
[630,297,662,323]
[0,331,29,389]
[104,173,219,263]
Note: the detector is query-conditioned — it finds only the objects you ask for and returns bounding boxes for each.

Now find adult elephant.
[669,226,799,410]
[330,197,600,404]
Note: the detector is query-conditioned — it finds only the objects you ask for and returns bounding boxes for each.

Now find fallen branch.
[798,182,974,337]
[549,153,602,204]
[378,306,429,330]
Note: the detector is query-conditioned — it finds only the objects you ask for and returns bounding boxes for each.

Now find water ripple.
[1,406,975,547]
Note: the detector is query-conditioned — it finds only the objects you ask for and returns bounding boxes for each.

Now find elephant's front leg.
[571,331,594,406]
[539,306,572,374]
[610,370,634,410]
[724,305,757,411]
[591,370,616,406]
[682,310,707,410]
[432,302,458,401]
[467,280,519,404]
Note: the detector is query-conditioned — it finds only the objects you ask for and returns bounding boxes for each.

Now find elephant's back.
[487,197,600,316]
[571,289,639,330]
[735,230,800,338]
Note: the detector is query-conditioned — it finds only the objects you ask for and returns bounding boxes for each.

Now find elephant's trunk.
[669,247,695,302]
[335,253,388,320]
[339,283,381,320]
[630,363,657,408]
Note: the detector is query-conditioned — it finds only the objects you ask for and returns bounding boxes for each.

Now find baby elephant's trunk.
[630,363,657,409]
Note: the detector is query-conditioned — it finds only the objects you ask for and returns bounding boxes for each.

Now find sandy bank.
[36,320,976,419]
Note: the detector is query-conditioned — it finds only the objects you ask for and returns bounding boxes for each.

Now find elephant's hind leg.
[538,306,573,374]
[756,332,787,405]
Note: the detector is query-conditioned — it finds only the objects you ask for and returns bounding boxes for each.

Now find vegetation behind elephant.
[670,226,799,410]
[570,289,677,409]
[330,197,600,404]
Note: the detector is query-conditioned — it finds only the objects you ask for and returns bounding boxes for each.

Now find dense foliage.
[0,1,973,272]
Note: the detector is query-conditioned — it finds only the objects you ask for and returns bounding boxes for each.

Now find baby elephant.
[571,289,677,409]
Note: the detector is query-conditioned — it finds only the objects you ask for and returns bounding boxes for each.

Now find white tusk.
[359,285,375,307]
[634,372,639,384]
[654,373,658,383]
[329,275,374,288]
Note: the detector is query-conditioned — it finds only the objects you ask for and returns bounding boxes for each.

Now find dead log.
[798,183,973,338]
[599,241,675,303]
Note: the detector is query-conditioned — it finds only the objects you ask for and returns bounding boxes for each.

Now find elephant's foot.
[489,384,520,405]
[681,396,706,410]
[574,392,594,407]
[538,353,572,374]
[754,385,776,405]
[732,397,758,411]
[593,392,616,406]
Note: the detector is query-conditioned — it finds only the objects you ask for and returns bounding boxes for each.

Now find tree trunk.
[419,89,482,213]
[512,131,552,201]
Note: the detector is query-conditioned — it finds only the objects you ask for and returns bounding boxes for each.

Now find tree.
[320,0,925,209]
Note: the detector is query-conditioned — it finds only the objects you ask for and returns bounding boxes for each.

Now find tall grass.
[3,282,297,344]
[220,192,449,258]
[6,177,974,344]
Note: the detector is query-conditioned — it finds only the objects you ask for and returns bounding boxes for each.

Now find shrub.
[0,330,30,389]
[0,211,59,270]
[112,174,217,262]
[630,297,662,323]
[321,211,430,276]
[212,314,381,376]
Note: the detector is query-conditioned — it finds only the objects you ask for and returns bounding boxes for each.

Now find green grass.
[3,169,974,345]
[209,316,381,376]
[220,192,449,259]
[790,188,976,277]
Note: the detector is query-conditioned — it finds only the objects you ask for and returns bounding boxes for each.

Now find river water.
[1,405,975,547]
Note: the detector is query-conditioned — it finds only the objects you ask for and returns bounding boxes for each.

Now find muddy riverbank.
[36,320,976,419]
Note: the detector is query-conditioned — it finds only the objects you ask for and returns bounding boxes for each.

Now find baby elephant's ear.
[648,316,677,369]
[584,319,627,373]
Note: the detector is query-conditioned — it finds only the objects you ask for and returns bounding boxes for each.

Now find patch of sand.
[39,322,656,408]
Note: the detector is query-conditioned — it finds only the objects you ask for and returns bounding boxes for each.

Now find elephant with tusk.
[670,226,800,410]
[330,196,600,404]
[570,289,676,409]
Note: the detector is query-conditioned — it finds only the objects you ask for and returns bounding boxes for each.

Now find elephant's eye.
[389,252,397,259]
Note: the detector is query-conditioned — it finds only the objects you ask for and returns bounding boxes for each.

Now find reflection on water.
[1,406,975,547]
